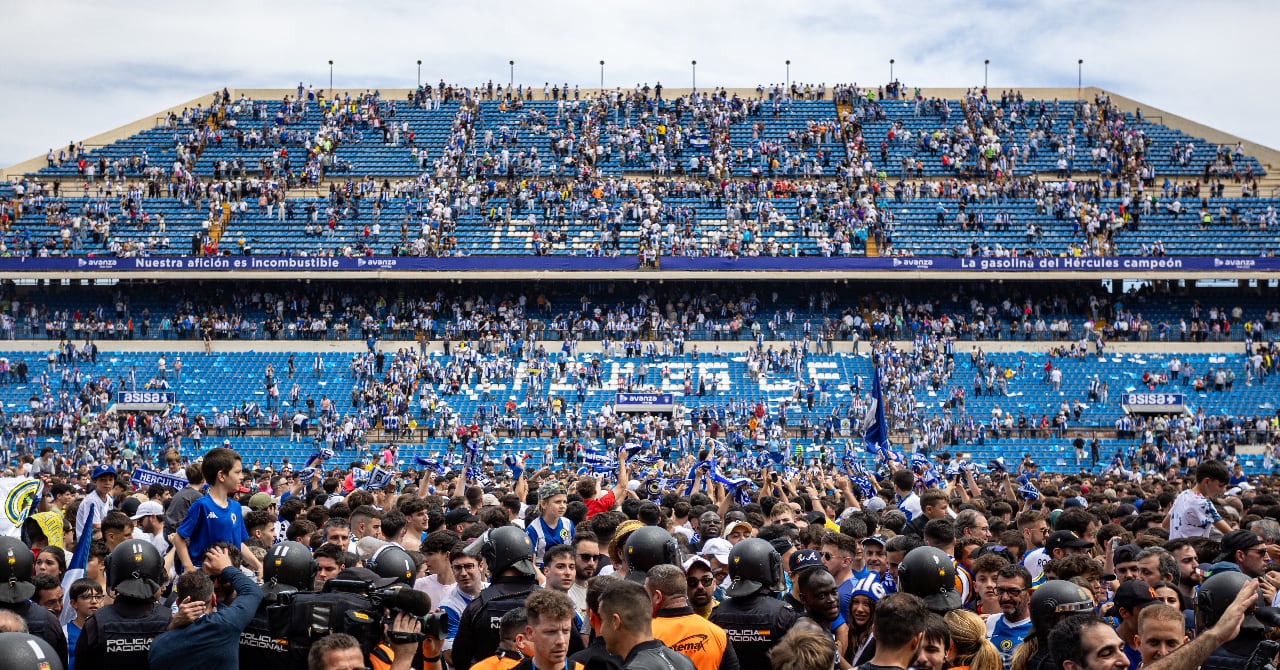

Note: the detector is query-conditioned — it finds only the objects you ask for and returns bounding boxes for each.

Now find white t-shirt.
[415,575,455,613]
[1169,488,1221,539]
[898,492,922,521]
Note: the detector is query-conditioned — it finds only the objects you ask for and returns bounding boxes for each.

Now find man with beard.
[986,565,1033,670]
[1161,539,1201,603]
[683,556,719,618]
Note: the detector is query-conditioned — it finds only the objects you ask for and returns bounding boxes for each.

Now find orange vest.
[651,608,731,670]
[471,652,524,670]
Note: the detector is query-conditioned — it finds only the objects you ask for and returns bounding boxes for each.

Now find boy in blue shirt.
[173,447,263,574]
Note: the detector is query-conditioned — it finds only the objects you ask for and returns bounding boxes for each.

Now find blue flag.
[60,504,96,624]
[863,366,891,458]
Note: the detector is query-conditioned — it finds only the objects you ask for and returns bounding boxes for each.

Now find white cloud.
[3,0,1277,167]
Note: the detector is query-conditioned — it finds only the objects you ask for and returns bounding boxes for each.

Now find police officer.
[1199,571,1267,670]
[74,538,171,668]
[0,632,65,670]
[0,536,67,670]
[1009,580,1094,670]
[453,526,543,670]
[895,546,962,614]
[709,538,797,670]
[623,526,680,584]
[241,540,317,670]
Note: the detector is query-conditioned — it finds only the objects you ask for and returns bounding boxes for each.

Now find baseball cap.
[1112,544,1142,565]
[445,508,479,527]
[701,538,733,564]
[118,497,141,518]
[862,535,887,548]
[1113,580,1159,611]
[1214,529,1265,562]
[482,493,501,506]
[725,520,752,538]
[538,481,565,502]
[682,555,713,573]
[864,497,887,512]
[789,548,824,573]
[130,500,164,520]
[1045,530,1092,554]
[248,492,275,511]
[91,464,117,480]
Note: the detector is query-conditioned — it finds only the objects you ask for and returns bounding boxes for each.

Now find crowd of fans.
[2,279,1278,347]
[0,419,1276,670]
[2,84,1273,261]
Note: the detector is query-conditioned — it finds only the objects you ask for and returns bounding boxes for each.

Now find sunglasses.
[688,576,717,588]
[577,553,599,562]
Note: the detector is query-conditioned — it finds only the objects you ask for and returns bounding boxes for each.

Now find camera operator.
[369,602,444,670]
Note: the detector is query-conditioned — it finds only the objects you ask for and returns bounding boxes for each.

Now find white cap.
[701,537,733,563]
[130,500,164,520]
[682,555,713,572]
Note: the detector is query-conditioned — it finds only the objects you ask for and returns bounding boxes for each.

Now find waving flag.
[909,451,930,472]
[1018,479,1041,501]
[365,467,394,491]
[850,473,876,499]
[304,447,335,471]
[863,366,890,456]
[0,478,41,538]
[582,452,614,466]
[60,504,96,624]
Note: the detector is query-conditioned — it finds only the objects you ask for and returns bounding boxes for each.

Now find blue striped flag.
[60,504,96,625]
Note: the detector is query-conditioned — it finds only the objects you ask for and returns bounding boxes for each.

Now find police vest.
[93,602,172,666]
[483,585,537,633]
[708,596,796,670]
[240,608,303,670]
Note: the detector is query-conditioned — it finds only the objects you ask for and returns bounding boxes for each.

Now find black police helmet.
[725,537,783,597]
[1029,579,1095,633]
[367,544,417,585]
[623,526,679,583]
[106,539,166,600]
[0,537,35,604]
[0,632,64,670]
[896,546,962,613]
[264,540,318,592]
[1197,570,1264,633]
[466,526,536,576]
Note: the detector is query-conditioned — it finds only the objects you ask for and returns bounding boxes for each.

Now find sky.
[3,0,1278,168]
